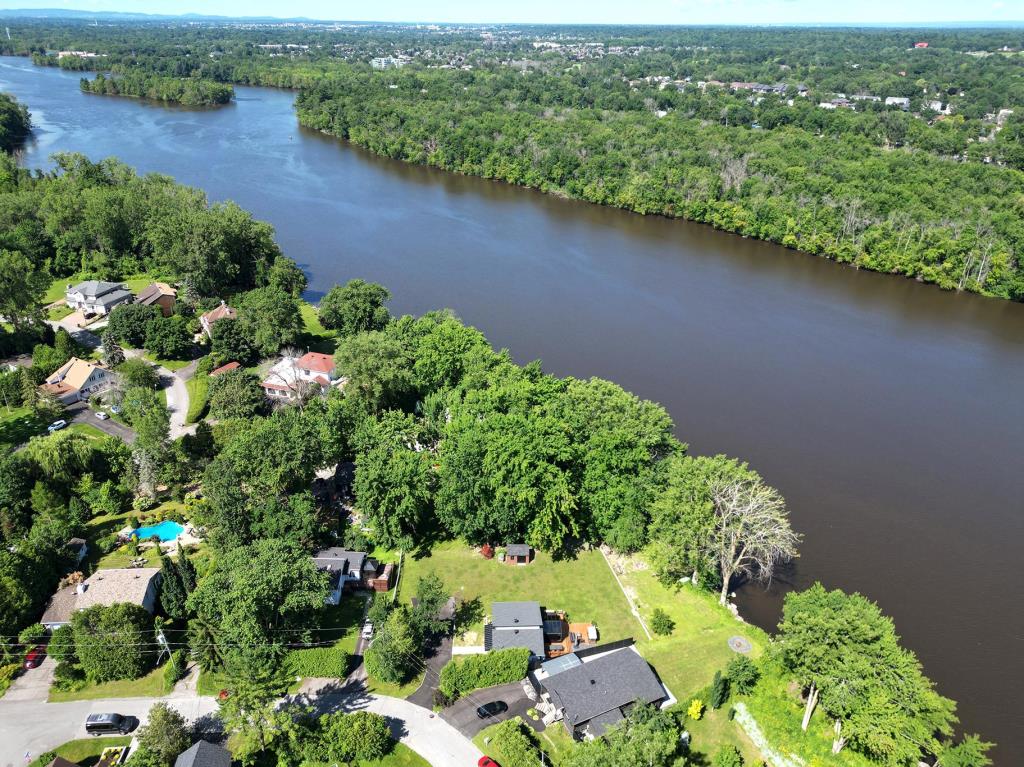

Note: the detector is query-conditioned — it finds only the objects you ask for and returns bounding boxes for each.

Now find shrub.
[49,624,77,664]
[725,655,760,695]
[687,698,705,720]
[17,623,47,646]
[0,662,18,696]
[117,357,160,390]
[438,647,530,700]
[318,711,392,763]
[37,753,58,767]
[650,608,675,635]
[163,649,187,688]
[710,670,730,709]
[286,646,349,678]
[489,718,543,767]
[713,745,744,767]
[52,660,86,691]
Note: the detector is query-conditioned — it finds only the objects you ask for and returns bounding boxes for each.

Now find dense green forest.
[79,72,233,105]
[0,93,30,153]
[5,19,1023,300]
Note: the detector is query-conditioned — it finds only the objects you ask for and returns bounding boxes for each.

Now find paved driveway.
[66,402,135,443]
[407,635,453,709]
[3,657,55,703]
[441,680,538,738]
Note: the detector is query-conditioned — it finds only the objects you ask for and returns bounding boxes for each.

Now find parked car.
[478,758,501,767]
[475,701,508,719]
[109,405,121,414]
[47,419,67,433]
[95,411,109,420]
[361,622,374,640]
[23,645,46,669]
[85,713,137,735]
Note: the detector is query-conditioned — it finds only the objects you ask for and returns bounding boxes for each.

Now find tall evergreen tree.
[176,548,197,594]
[158,554,186,619]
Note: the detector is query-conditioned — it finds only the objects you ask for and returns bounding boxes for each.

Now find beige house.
[40,567,162,630]
[200,301,237,338]
[40,357,114,404]
[136,282,177,317]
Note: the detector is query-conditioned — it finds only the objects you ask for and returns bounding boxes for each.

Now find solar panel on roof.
[543,619,564,635]
[541,653,582,677]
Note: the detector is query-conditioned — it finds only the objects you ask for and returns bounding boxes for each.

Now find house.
[885,97,911,110]
[64,280,133,316]
[39,567,161,630]
[135,282,177,317]
[67,537,88,564]
[539,647,669,740]
[261,352,345,401]
[40,357,114,404]
[485,601,546,659]
[914,41,929,48]
[174,741,232,767]
[199,301,237,337]
[209,361,240,377]
[312,548,371,604]
[505,544,533,565]
[363,562,394,593]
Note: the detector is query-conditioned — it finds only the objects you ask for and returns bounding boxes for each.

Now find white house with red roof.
[261,352,345,401]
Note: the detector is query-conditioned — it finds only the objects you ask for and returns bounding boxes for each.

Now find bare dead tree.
[710,476,801,605]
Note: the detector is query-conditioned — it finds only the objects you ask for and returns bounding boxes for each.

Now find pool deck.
[118,522,202,554]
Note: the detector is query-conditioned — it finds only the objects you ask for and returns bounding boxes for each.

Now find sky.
[0,0,1020,25]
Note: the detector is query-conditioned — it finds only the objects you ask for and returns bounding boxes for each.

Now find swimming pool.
[130,520,184,542]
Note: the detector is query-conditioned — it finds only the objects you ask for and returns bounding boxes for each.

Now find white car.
[95,411,110,420]
[47,419,67,433]
[361,622,374,641]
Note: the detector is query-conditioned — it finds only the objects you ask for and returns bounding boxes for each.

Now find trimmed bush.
[52,660,86,692]
[162,650,187,688]
[439,647,530,701]
[650,608,675,635]
[489,717,543,767]
[725,655,760,695]
[287,646,349,678]
[49,625,76,664]
[713,744,744,767]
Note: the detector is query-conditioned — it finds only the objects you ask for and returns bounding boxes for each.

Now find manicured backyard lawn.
[27,737,131,767]
[615,557,766,702]
[299,301,337,355]
[48,664,170,702]
[398,542,642,647]
[0,406,50,449]
[475,718,576,766]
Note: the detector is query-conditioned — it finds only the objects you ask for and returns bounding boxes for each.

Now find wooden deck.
[545,621,598,658]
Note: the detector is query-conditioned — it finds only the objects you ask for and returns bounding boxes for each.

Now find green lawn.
[617,560,766,702]
[68,423,109,441]
[48,664,170,702]
[299,301,338,355]
[97,541,163,568]
[685,705,763,766]
[27,737,131,767]
[144,352,195,372]
[474,719,575,766]
[185,374,210,422]
[360,742,430,767]
[47,303,74,320]
[0,406,50,449]
[398,542,641,647]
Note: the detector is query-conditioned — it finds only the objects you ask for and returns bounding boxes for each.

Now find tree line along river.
[1,57,1022,762]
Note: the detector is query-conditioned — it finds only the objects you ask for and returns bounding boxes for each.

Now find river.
[2,57,1022,762]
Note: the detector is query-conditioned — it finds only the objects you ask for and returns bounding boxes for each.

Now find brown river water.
[3,57,1022,762]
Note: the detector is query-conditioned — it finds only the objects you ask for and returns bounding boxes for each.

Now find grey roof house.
[312,548,370,604]
[174,741,232,767]
[40,567,161,630]
[64,280,133,316]
[484,600,545,658]
[540,647,669,739]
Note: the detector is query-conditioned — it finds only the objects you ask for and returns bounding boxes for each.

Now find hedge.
[488,718,543,767]
[162,649,187,688]
[439,647,530,700]
[286,646,349,678]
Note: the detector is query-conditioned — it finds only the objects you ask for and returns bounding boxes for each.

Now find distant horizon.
[0,1,1021,27]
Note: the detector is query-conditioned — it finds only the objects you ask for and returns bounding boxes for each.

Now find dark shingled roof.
[488,625,546,658]
[174,741,232,767]
[505,543,531,557]
[491,601,542,628]
[312,548,366,577]
[45,757,79,767]
[542,648,667,729]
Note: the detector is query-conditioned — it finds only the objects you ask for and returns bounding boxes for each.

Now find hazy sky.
[1,0,1020,25]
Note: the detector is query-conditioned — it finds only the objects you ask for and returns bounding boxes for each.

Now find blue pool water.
[131,520,184,542]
